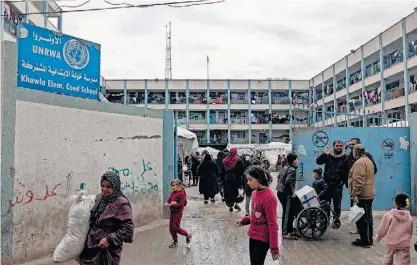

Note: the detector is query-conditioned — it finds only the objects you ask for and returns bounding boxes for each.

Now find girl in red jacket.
[165,179,192,248]
[235,166,280,265]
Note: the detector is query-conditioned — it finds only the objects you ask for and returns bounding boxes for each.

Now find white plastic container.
[295,185,320,208]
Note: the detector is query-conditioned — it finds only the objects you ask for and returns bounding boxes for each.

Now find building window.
[4,2,25,37]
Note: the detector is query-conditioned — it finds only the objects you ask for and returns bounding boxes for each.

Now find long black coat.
[224,159,246,207]
[198,159,219,198]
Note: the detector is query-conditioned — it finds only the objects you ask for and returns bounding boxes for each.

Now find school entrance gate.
[292,127,410,210]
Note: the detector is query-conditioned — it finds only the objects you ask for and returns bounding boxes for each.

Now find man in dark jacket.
[345,137,377,186]
[316,140,347,222]
[276,153,299,239]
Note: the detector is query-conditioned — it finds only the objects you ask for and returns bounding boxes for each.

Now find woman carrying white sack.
[77,171,134,265]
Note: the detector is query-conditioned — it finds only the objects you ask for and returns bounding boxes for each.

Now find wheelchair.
[294,196,341,240]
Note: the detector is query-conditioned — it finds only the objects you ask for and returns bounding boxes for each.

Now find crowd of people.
[71,138,415,265]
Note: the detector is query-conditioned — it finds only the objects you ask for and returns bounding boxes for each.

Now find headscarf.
[203,153,212,161]
[222,147,238,171]
[201,150,209,161]
[216,151,225,164]
[90,171,124,227]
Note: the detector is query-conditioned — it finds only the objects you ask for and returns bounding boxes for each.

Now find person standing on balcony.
[222,148,246,212]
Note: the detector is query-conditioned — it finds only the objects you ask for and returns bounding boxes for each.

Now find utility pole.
[165,22,172,80]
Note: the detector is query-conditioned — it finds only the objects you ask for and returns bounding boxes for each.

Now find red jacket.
[242,188,279,255]
[167,189,187,213]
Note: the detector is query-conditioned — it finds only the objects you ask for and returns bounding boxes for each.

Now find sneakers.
[204,200,208,204]
[350,229,358,234]
[186,234,192,245]
[211,199,215,204]
[234,204,241,211]
[351,239,371,248]
[229,207,233,212]
[168,242,178,248]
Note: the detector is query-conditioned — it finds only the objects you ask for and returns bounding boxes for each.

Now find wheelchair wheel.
[295,207,328,240]
[332,217,341,229]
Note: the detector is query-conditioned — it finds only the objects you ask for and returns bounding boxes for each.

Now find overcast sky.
[58,0,417,80]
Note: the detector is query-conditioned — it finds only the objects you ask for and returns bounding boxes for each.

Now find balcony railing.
[170,97,187,104]
[189,119,207,124]
[230,138,248,144]
[231,118,248,124]
[209,137,228,144]
[252,97,269,104]
[271,115,289,124]
[189,97,207,104]
[230,98,248,104]
[129,97,145,104]
[209,97,228,104]
[210,116,228,124]
[272,97,290,104]
[197,138,207,144]
[386,87,405,101]
[148,98,165,104]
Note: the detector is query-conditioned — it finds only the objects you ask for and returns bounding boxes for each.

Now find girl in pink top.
[375,193,413,265]
[235,166,280,265]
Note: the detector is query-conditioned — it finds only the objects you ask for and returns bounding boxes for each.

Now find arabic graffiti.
[65,171,74,197]
[7,183,61,214]
[109,159,160,196]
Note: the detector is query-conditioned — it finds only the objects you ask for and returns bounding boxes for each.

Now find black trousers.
[277,192,299,234]
[326,186,342,219]
[192,170,198,184]
[203,195,214,200]
[356,199,374,244]
[249,238,270,265]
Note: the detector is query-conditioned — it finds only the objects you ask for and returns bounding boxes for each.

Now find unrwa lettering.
[32,45,62,59]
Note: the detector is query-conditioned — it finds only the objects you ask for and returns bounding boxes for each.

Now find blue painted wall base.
[162,111,175,218]
[293,127,411,210]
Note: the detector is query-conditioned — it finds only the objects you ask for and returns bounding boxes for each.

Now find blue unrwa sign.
[17,23,101,100]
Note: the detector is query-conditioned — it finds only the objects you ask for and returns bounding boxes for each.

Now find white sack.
[53,190,96,263]
[348,204,365,226]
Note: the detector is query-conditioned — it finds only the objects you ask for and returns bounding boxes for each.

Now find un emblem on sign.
[63,39,90,70]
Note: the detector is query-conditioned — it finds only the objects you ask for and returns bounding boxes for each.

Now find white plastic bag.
[348,204,365,226]
[53,190,96,263]
[277,223,284,265]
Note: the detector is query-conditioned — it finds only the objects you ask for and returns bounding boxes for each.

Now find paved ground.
[21,179,417,265]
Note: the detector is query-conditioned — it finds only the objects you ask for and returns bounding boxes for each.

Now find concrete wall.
[293,127,411,210]
[409,112,417,214]
[0,41,174,264]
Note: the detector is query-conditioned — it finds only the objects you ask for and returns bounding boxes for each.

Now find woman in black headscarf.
[216,151,226,202]
[78,171,134,265]
[198,153,219,204]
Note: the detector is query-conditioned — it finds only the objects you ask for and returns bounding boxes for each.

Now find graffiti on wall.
[5,170,84,215]
[109,159,160,197]
[6,180,62,214]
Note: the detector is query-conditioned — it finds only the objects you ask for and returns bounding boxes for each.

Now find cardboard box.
[295,185,320,208]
